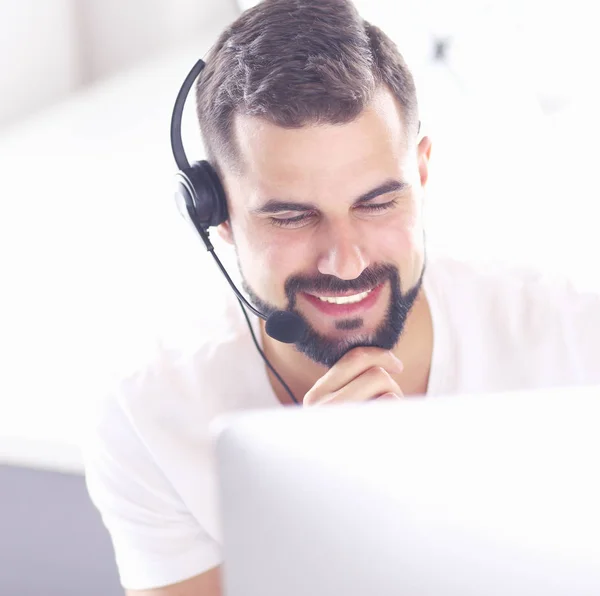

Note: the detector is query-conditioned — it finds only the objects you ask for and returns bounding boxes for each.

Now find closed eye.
[269,199,398,228]
[269,211,316,228]
[356,199,398,213]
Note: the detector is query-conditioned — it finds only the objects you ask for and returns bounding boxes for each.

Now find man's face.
[219,88,432,367]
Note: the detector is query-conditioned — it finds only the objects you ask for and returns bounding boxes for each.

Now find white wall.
[0,0,79,129]
[0,1,240,472]
[74,0,238,83]
[0,0,238,128]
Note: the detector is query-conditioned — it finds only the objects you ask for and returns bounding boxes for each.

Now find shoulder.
[93,294,261,438]
[425,257,600,386]
[82,294,262,546]
[426,256,600,321]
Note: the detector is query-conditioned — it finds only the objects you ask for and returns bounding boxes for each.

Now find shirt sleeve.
[82,391,223,591]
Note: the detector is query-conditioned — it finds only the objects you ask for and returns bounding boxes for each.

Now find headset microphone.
[170,57,306,346]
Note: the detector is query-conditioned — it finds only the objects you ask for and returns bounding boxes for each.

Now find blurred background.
[0,0,599,593]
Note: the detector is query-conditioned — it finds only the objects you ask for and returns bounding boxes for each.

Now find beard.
[241,262,425,368]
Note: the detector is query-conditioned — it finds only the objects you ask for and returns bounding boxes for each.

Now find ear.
[216,220,234,245]
[417,135,432,188]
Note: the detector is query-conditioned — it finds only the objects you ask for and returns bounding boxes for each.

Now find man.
[83,0,600,594]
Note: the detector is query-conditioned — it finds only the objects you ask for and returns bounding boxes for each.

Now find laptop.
[213,385,600,595]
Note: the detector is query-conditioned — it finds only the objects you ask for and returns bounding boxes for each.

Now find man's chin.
[315,329,377,349]
[293,324,397,368]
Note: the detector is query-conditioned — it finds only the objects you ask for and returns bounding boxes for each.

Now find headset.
[170,57,303,404]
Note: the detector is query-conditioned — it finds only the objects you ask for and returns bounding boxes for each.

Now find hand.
[303,347,404,406]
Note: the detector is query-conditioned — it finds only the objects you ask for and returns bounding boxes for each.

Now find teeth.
[318,289,371,305]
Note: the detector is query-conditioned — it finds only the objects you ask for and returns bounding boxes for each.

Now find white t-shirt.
[82,258,600,590]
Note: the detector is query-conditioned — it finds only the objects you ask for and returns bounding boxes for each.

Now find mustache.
[284,264,397,298]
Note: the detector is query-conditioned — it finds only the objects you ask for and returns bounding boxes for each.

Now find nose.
[316,221,369,280]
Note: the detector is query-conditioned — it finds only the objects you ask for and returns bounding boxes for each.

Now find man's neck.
[260,287,434,405]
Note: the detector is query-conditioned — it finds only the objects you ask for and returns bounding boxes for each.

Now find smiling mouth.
[312,289,373,305]
[301,284,384,317]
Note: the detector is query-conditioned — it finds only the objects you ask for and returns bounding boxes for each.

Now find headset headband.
[170,58,207,171]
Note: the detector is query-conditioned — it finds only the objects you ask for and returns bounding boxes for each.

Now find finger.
[308,347,404,398]
[308,366,403,406]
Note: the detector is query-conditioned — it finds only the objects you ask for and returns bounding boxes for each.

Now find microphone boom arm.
[196,224,267,321]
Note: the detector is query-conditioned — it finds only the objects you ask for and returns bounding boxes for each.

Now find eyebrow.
[252,179,408,215]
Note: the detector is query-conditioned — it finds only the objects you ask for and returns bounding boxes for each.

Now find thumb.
[378,392,402,400]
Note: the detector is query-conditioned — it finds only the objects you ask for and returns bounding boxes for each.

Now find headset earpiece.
[171,58,229,231]
[174,160,229,230]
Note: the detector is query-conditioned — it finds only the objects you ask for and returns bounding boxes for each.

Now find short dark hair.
[196,0,418,168]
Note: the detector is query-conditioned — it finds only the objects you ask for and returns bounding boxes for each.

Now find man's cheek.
[378,224,420,258]
[242,249,283,294]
